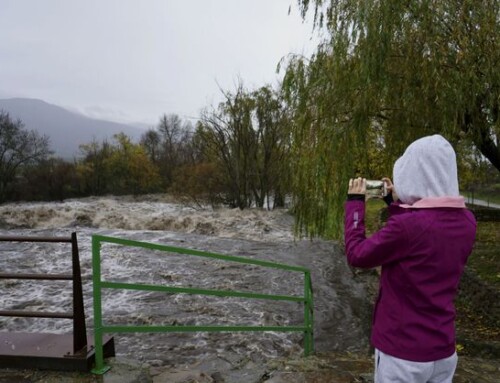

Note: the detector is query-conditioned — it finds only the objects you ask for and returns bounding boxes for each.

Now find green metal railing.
[91,235,314,374]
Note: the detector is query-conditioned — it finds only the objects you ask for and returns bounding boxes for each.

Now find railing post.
[91,236,109,374]
[71,232,87,354]
[303,271,314,356]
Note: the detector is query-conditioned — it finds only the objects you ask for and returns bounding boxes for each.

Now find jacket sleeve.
[344,200,409,268]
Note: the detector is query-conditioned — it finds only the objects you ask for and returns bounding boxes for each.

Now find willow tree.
[283,0,500,238]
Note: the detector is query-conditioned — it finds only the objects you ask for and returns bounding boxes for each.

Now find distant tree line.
[0,84,293,208]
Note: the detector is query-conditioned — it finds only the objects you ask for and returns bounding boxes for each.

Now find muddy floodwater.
[0,195,372,368]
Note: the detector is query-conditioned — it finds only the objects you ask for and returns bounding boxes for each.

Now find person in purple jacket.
[344,135,476,383]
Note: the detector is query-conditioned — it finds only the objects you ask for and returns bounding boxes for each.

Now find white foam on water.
[0,195,370,366]
[0,195,295,242]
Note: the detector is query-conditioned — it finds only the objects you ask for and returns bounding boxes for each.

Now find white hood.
[393,135,459,205]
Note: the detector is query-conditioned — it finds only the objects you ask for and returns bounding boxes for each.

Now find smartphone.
[365,180,387,198]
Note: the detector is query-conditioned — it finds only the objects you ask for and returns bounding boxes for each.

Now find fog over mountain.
[0,98,146,159]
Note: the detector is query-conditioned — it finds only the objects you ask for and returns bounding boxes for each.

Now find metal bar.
[101,325,307,333]
[0,273,73,280]
[91,237,109,375]
[101,281,305,303]
[0,332,115,372]
[92,235,309,273]
[0,236,72,243]
[0,310,73,319]
[303,271,314,356]
[71,232,87,354]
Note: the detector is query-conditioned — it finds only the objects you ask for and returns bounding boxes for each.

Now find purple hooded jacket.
[344,135,476,362]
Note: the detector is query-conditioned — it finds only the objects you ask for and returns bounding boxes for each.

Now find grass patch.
[364,198,386,235]
[463,191,500,205]
[467,221,500,289]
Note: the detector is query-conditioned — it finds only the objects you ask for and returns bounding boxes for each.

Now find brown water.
[0,196,372,368]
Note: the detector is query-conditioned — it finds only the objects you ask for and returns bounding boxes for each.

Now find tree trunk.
[476,134,500,173]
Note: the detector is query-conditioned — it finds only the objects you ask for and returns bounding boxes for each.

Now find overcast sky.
[0,0,319,126]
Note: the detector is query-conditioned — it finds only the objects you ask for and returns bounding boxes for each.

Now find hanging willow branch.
[284,0,500,239]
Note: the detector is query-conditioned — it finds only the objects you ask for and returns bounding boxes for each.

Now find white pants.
[374,349,458,383]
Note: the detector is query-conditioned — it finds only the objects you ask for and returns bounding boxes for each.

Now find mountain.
[0,98,145,159]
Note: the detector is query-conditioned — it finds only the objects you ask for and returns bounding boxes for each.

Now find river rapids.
[0,195,372,368]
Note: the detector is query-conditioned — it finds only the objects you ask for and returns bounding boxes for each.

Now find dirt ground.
[0,351,499,383]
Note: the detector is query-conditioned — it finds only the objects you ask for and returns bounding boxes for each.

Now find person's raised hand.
[348,177,366,195]
[382,177,398,201]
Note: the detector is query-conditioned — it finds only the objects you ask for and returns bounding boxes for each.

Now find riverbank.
[0,352,498,382]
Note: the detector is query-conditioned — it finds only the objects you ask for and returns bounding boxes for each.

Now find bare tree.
[199,83,292,209]
[0,112,51,202]
[154,114,194,186]
[140,128,161,163]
